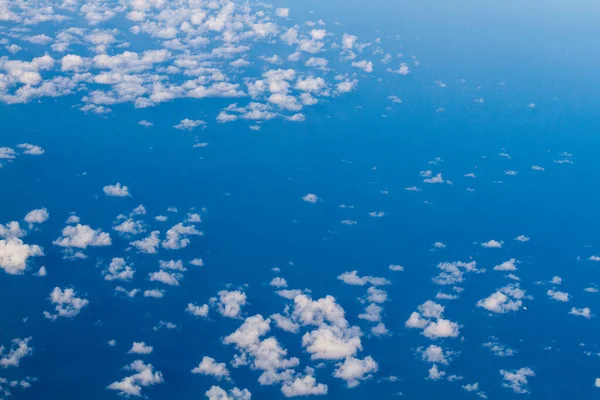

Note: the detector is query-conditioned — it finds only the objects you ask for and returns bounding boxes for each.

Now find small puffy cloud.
[215,290,247,318]
[337,270,390,286]
[128,342,153,355]
[388,63,410,75]
[427,364,445,380]
[0,237,44,275]
[270,277,288,288]
[494,259,517,271]
[302,193,319,203]
[351,60,373,73]
[35,266,47,277]
[54,224,111,249]
[205,386,251,400]
[342,33,358,49]
[103,183,131,197]
[43,287,88,321]
[192,356,230,381]
[24,208,49,225]
[60,54,87,72]
[500,367,534,394]
[419,345,451,365]
[281,370,327,397]
[0,337,33,368]
[131,231,160,254]
[162,223,202,250]
[144,289,164,298]
[174,119,206,130]
[107,360,164,397]
[547,290,570,302]
[17,143,44,155]
[190,258,204,267]
[104,257,134,281]
[186,303,209,317]
[389,264,404,272]
[515,235,530,242]
[302,325,362,360]
[149,270,182,286]
[477,284,529,314]
[405,301,460,339]
[570,307,592,319]
[333,356,378,388]
[481,240,503,248]
[114,219,145,235]
[275,8,290,18]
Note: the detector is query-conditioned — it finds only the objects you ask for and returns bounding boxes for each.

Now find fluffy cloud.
[337,271,390,286]
[281,369,327,397]
[481,240,503,248]
[24,208,49,225]
[128,342,153,355]
[43,287,89,321]
[302,193,319,203]
[107,360,164,397]
[405,301,460,339]
[103,183,131,197]
[104,257,135,281]
[433,261,481,285]
[187,303,209,317]
[53,224,111,249]
[162,223,202,250]
[192,356,230,381]
[214,290,247,318]
[205,386,251,400]
[494,259,517,271]
[333,356,378,387]
[477,284,529,314]
[500,367,534,394]
[569,307,592,318]
[547,290,570,302]
[149,270,182,286]
[0,337,33,368]
[0,237,44,274]
[131,231,160,253]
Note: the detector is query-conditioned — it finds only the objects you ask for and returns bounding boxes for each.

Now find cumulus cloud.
[302,193,319,203]
[43,287,88,321]
[405,301,460,339]
[481,240,502,248]
[214,290,247,318]
[103,183,131,197]
[0,337,33,368]
[205,386,251,400]
[0,237,44,274]
[500,367,534,394]
[192,356,230,381]
[337,271,390,286]
[107,360,164,397]
[162,223,202,250]
[477,284,529,314]
[24,208,49,226]
[187,303,209,317]
[128,342,153,355]
[131,230,160,253]
[53,224,111,249]
[570,307,592,319]
[104,257,135,281]
[333,356,378,387]
[547,290,570,302]
[281,369,327,397]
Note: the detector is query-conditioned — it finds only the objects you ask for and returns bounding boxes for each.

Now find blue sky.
[1,0,600,399]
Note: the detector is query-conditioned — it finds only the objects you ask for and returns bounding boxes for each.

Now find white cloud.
[162,223,202,250]
[515,235,530,242]
[405,301,460,339]
[275,8,290,18]
[149,270,182,286]
[205,386,251,400]
[43,287,88,321]
[215,290,247,318]
[570,307,592,319]
[419,345,451,365]
[53,224,111,249]
[114,218,145,235]
[337,270,390,286]
[494,259,517,271]
[351,60,373,73]
[547,290,570,302]
[103,183,131,197]
[333,356,378,387]
[0,237,44,275]
[281,370,327,397]
[17,143,44,155]
[270,277,288,288]
[129,342,153,355]
[107,360,164,397]
[389,264,404,272]
[174,118,206,130]
[192,356,230,381]
[0,337,33,368]
[36,266,47,277]
[24,208,49,225]
[481,240,502,248]
[427,364,445,380]
[143,289,164,298]
[104,258,135,281]
[477,284,529,314]
[433,261,481,286]
[131,231,160,254]
[302,193,319,203]
[500,367,534,394]
[190,258,204,267]
[187,303,209,317]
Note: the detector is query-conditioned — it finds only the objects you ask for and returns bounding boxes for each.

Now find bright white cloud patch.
[53,224,111,249]
[192,356,231,381]
[103,183,131,197]
[333,356,378,388]
[128,342,153,355]
[43,287,89,321]
[107,360,164,397]
[24,208,49,225]
[0,237,44,274]
[0,337,33,368]
[500,367,535,394]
